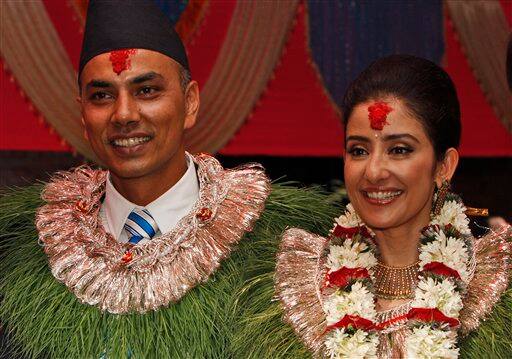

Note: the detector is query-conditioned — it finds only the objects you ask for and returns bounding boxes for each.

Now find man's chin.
[108,163,152,180]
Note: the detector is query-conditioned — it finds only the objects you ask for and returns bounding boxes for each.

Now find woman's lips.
[361,190,403,205]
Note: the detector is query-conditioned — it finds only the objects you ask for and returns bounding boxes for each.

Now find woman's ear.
[435,147,459,187]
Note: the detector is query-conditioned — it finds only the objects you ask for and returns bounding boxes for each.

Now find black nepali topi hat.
[79,0,189,75]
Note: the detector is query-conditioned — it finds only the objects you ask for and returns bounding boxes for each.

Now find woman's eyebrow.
[382,133,420,143]
[345,135,370,143]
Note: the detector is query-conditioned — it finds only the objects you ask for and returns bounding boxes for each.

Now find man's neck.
[110,152,189,206]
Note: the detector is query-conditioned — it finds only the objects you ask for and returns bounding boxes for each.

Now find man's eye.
[138,87,157,96]
[348,147,368,157]
[89,92,112,101]
[389,146,413,155]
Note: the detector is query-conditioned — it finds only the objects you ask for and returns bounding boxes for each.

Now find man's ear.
[77,96,89,141]
[434,148,459,187]
[183,80,200,130]
[80,117,89,141]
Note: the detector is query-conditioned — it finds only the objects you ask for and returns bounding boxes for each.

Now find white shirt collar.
[102,153,199,241]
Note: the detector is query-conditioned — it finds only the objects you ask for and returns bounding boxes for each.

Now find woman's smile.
[361,188,404,205]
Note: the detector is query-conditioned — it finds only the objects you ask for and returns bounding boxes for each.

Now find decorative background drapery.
[446,0,511,132]
[0,1,97,161]
[1,0,510,159]
[184,0,299,153]
[307,0,445,111]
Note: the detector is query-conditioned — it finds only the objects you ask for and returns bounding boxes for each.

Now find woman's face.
[344,97,439,232]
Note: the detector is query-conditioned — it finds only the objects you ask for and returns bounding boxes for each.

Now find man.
[0,1,336,358]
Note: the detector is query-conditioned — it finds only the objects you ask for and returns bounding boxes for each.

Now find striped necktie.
[123,208,159,244]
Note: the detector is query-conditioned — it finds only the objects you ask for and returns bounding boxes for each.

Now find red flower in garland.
[407,307,460,327]
[358,225,373,239]
[443,223,461,237]
[325,314,375,333]
[196,207,213,221]
[325,267,370,288]
[333,225,359,238]
[121,251,133,263]
[75,200,89,213]
[422,261,461,280]
[374,314,408,330]
[368,102,393,130]
[332,225,372,239]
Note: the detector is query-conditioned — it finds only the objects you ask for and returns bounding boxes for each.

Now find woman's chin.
[358,211,405,232]
[363,220,396,232]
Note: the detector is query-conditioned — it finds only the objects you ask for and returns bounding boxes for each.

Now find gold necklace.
[374,261,419,300]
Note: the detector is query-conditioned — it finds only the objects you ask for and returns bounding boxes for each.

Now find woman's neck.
[373,211,431,267]
[374,229,420,267]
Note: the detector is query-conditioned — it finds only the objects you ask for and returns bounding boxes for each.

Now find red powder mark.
[368,102,393,130]
[109,49,137,75]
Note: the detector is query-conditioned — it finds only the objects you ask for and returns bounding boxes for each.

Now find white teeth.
[112,137,151,147]
[366,191,402,200]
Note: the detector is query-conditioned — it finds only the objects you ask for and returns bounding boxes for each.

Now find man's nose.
[111,91,140,126]
[364,153,390,183]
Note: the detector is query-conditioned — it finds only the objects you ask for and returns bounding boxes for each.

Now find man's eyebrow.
[86,80,111,90]
[130,71,163,84]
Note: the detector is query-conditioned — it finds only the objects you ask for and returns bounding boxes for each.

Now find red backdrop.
[1,0,510,157]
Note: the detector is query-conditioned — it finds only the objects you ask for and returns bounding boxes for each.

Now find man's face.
[79,49,198,180]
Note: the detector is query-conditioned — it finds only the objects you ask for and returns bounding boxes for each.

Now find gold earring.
[433,180,450,216]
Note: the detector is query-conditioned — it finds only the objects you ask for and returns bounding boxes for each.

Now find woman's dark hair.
[342,55,461,160]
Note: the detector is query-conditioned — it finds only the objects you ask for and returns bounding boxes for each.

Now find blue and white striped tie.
[124,208,159,244]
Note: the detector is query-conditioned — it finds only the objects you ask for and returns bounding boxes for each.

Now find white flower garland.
[322,196,473,358]
[324,282,377,325]
[326,329,379,359]
[406,326,459,359]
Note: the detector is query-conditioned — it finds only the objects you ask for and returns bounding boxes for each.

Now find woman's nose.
[364,153,390,183]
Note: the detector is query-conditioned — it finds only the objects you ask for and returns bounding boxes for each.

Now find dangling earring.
[433,180,450,216]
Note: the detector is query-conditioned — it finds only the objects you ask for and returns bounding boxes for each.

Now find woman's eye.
[389,146,413,155]
[348,147,368,157]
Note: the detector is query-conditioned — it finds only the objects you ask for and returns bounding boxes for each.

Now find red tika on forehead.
[368,102,393,130]
[109,49,137,75]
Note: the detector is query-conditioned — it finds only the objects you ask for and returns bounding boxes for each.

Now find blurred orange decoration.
[0,0,510,159]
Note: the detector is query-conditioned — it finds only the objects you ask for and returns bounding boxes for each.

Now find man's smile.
[110,136,152,147]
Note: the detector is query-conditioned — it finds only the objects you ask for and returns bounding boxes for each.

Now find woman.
[233,55,511,358]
